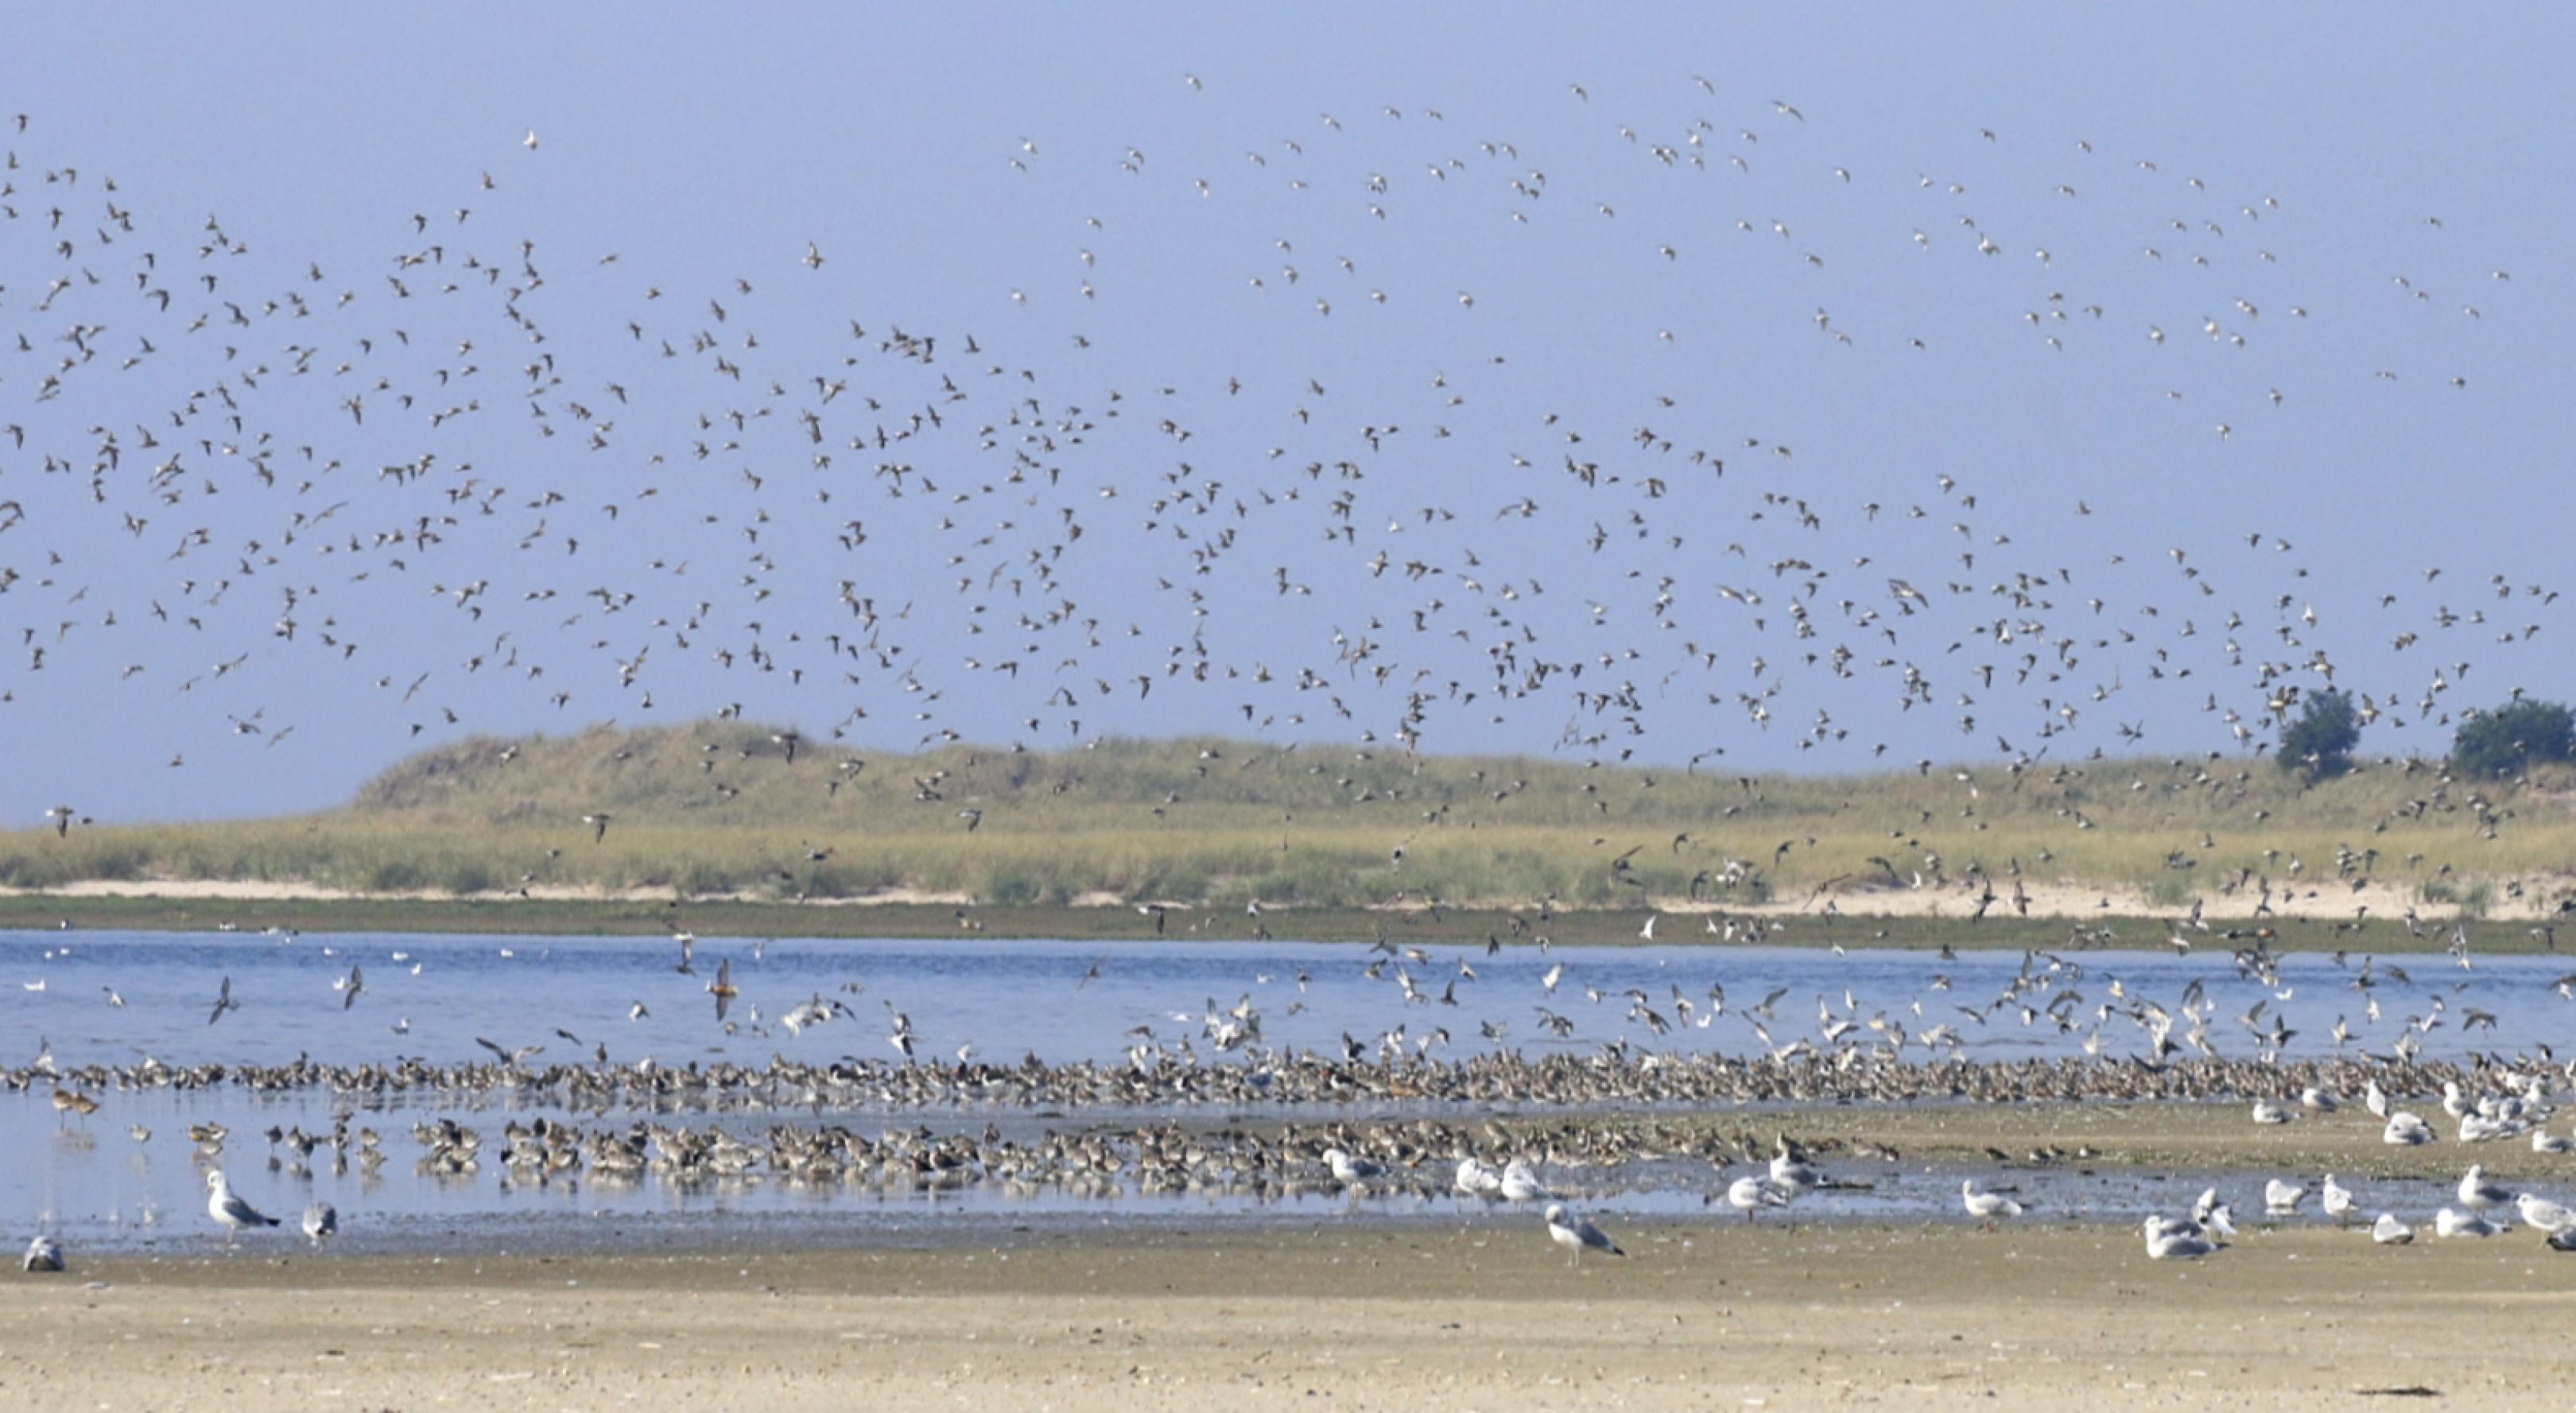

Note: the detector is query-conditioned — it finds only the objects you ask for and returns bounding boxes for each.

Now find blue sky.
[3,2,2570,821]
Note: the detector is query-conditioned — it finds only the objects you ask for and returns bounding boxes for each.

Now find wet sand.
[10,1222,2570,1411]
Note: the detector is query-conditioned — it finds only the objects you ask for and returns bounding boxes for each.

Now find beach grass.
[6,721,2576,926]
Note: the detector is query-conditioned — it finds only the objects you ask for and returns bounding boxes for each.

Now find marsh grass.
[9,722,2576,910]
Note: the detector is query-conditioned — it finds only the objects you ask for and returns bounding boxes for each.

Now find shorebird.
[1726,1174,1790,1222]
[2514,1193,2575,1234]
[1961,1179,2024,1229]
[205,1170,281,1244]
[1544,1203,1623,1265]
[2143,1216,2221,1260]
[22,1235,63,1271]
[474,1037,545,1066]
[2458,1165,2513,1213]
[2321,1174,2357,1225]
[2382,1112,2434,1146]
[707,957,738,1022]
[2263,1178,2309,1215]
[2435,1207,2501,1238]
[1323,1147,1387,1183]
[2192,1187,2238,1239]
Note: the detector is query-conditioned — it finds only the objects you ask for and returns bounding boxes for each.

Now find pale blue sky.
[3,3,2570,821]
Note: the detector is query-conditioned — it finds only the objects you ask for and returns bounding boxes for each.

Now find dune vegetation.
[7,722,2576,927]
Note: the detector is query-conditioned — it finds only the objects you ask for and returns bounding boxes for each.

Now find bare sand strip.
[7,1224,2570,1411]
[10,871,2566,922]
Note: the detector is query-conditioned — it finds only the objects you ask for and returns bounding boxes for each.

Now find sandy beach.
[10,871,2562,920]
[10,1221,2570,1411]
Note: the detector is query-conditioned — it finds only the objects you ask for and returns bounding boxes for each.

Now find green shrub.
[2451,699,2574,778]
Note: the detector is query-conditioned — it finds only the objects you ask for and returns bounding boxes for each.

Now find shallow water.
[7,930,2570,1251]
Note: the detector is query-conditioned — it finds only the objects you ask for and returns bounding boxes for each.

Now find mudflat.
[10,1221,2570,1411]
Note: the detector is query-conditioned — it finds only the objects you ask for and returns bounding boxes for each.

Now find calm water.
[7,930,2570,1252]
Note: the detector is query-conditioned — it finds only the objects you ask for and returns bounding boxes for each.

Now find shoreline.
[2,884,2565,951]
[12,1224,2572,1411]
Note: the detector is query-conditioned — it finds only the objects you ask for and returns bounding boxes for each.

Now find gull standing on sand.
[1544,1203,1624,1265]
[205,1170,281,1244]
[2513,1192,2575,1234]
[2321,1174,2357,1225]
[1727,1174,1790,1222]
[2371,1213,2415,1244]
[2383,1111,2434,1146]
[22,1235,64,1271]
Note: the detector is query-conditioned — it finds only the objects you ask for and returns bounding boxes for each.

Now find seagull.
[2321,1174,2357,1225]
[207,976,241,1026]
[1961,1179,2025,1229]
[1499,1159,1552,1204]
[2435,1207,2501,1239]
[1323,1147,1387,1183]
[2549,1228,2576,1253]
[2513,1193,2576,1233]
[2371,1213,2415,1245]
[302,1202,338,1247]
[2143,1216,2222,1260]
[1454,1156,1503,1198]
[1726,1174,1790,1222]
[2192,1187,2238,1239]
[1767,1149,1825,1198]
[22,1235,63,1271]
[2382,1112,2435,1146]
[205,1170,281,1244]
[2264,1178,2309,1215]
[339,962,363,1010]
[1544,1203,1624,1265]
[2458,1164,2514,1213]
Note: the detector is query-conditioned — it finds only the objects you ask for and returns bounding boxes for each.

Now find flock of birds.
[6,71,2571,1279]
[0,67,2555,837]
[21,1085,2576,1271]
